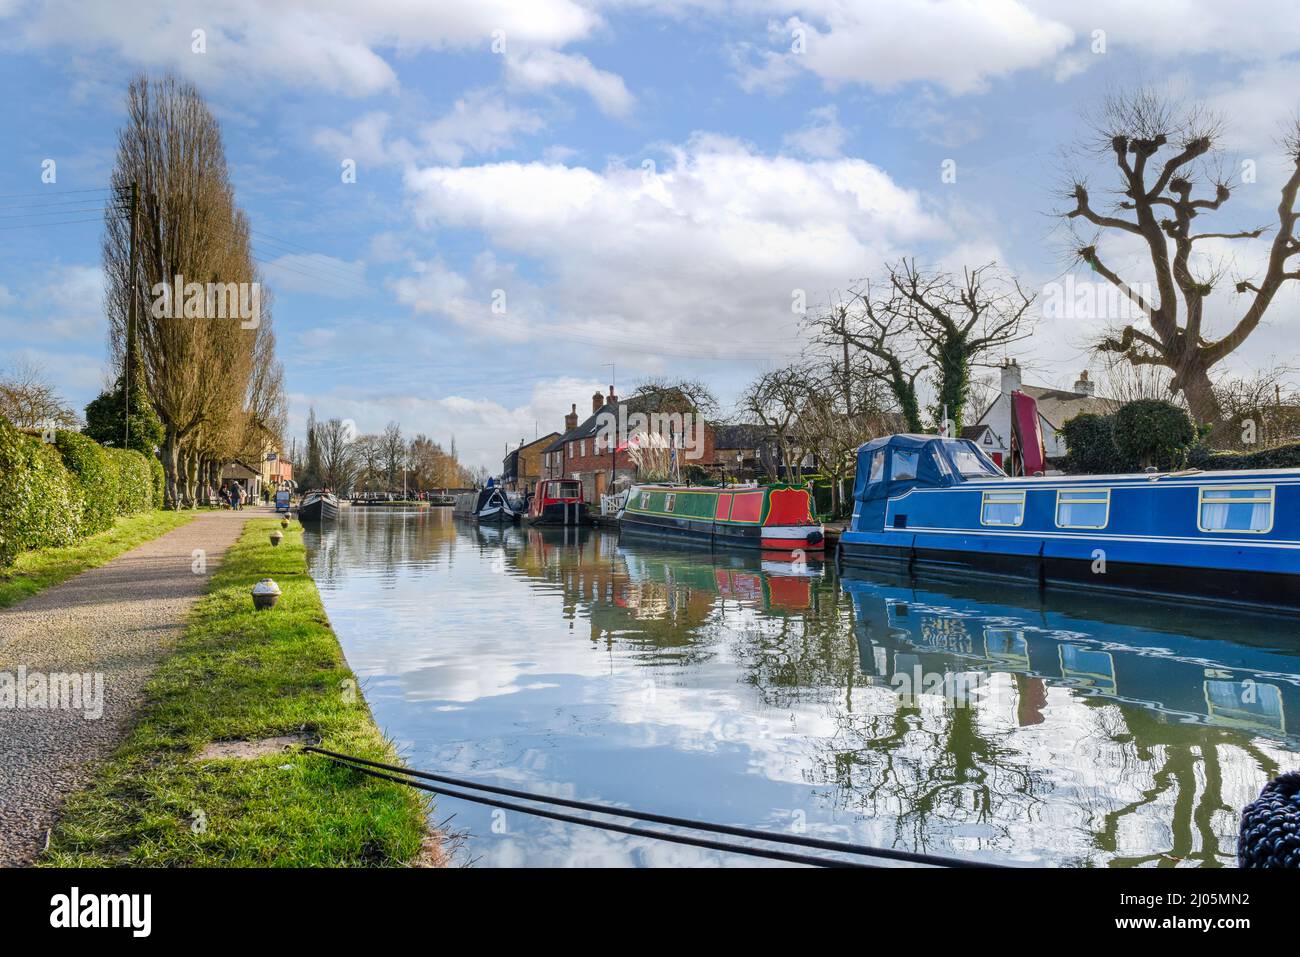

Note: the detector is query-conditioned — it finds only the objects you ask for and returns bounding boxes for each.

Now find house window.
[1056,489,1110,529]
[1199,486,1273,533]
[568,444,573,459]
[892,449,919,482]
[981,490,1025,526]
[580,440,586,457]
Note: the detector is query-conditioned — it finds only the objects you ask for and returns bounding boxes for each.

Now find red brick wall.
[562,423,719,478]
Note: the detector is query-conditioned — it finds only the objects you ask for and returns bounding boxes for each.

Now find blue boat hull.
[839,533,1300,611]
[842,433,1300,613]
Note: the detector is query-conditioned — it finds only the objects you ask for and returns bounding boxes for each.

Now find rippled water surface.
[303,507,1300,867]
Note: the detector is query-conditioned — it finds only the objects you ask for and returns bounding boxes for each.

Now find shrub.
[1113,400,1196,470]
[148,454,165,506]
[0,417,83,565]
[1060,413,1135,474]
[1189,440,1300,471]
[106,447,154,514]
[55,430,117,534]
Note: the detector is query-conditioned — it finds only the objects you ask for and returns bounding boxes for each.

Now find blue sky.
[1,1,1299,467]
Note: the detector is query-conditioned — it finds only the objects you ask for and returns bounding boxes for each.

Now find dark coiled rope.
[303,745,1002,868]
[1239,771,1300,868]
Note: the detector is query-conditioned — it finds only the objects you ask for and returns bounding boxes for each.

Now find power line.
[0,186,112,200]
[0,216,105,232]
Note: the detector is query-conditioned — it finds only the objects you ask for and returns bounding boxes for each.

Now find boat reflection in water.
[303,508,1300,867]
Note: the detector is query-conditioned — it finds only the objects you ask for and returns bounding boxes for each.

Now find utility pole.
[123,180,139,450]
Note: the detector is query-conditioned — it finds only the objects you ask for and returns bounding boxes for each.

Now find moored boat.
[527,478,587,525]
[839,433,1300,612]
[452,484,522,523]
[298,490,340,522]
[620,483,824,553]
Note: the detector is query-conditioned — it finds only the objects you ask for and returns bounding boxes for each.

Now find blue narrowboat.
[838,434,1300,612]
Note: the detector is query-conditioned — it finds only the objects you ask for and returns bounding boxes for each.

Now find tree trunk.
[162,429,181,509]
[1177,360,1223,425]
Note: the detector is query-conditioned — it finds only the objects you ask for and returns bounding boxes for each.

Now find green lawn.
[43,519,431,867]
[0,509,197,609]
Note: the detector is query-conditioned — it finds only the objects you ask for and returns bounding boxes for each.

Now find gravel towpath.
[0,508,257,866]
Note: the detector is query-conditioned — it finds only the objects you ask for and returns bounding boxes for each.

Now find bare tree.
[888,259,1035,432]
[0,360,79,430]
[1064,88,1300,422]
[352,433,384,492]
[811,283,925,433]
[317,418,358,492]
[738,364,812,481]
[628,378,719,419]
[380,421,405,489]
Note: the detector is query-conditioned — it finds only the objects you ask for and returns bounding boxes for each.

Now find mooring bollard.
[270,529,283,547]
[251,578,282,611]
[1238,770,1300,867]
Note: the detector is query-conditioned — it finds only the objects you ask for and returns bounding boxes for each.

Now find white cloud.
[422,90,548,163]
[4,0,601,96]
[0,264,105,343]
[737,2,1073,95]
[782,104,848,158]
[313,91,546,168]
[504,49,635,117]
[398,134,949,359]
[729,0,1300,94]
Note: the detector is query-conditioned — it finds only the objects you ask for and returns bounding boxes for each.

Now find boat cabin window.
[1199,486,1273,533]
[980,490,1025,526]
[664,493,676,512]
[639,492,650,509]
[1056,489,1110,529]
[891,449,920,482]
[952,445,1002,478]
[867,449,885,484]
[556,481,581,499]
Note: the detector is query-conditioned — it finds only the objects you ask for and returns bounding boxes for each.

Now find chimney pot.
[1000,359,1023,395]
[1073,369,1096,396]
[606,385,618,406]
[592,390,604,414]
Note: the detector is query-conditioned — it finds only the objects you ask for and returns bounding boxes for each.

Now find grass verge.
[43,518,431,866]
[0,509,197,610]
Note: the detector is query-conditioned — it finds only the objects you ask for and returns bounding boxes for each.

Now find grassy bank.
[0,509,196,609]
[43,519,431,866]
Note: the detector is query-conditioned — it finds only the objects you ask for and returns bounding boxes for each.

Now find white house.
[962,358,1112,468]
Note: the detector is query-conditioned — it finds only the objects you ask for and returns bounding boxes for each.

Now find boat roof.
[961,467,1300,486]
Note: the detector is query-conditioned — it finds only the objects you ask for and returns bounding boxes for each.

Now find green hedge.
[0,415,157,567]
[148,454,165,506]
[1188,441,1300,471]
[0,419,83,565]
[55,430,117,534]
[107,446,153,514]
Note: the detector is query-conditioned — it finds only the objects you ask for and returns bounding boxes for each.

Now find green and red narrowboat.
[620,483,824,553]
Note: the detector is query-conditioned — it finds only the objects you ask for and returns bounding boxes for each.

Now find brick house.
[502,432,561,493]
[548,386,720,503]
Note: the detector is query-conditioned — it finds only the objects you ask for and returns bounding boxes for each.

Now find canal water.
[304,507,1300,867]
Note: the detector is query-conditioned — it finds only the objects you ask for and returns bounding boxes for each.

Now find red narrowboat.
[528,478,588,525]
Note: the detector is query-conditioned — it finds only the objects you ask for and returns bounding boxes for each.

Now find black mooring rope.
[304,745,999,868]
